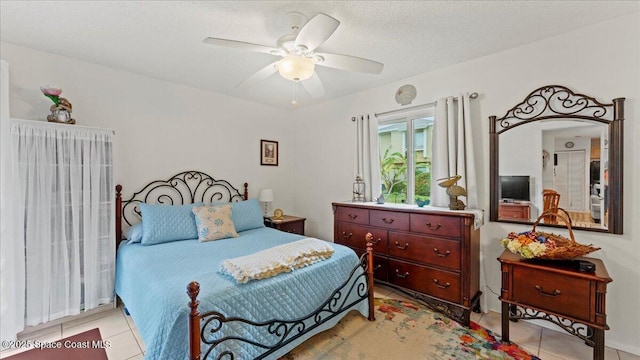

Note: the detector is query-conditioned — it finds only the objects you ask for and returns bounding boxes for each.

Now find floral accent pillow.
[192,205,239,242]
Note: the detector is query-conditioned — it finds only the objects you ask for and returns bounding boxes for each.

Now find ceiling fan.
[203,11,384,102]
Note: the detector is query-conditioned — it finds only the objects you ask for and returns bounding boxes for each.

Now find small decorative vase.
[376,194,385,204]
[416,199,430,207]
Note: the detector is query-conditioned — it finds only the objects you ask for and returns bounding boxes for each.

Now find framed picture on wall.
[260,139,278,166]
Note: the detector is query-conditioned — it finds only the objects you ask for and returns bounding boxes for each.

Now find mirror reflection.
[498,121,608,230]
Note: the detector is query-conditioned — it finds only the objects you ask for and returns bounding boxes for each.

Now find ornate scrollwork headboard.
[115,171,248,244]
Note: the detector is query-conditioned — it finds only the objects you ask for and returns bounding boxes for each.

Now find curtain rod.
[374,92,478,118]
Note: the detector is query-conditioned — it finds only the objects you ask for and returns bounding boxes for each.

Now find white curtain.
[354,114,381,201]
[1,60,26,347]
[8,120,114,327]
[430,94,479,209]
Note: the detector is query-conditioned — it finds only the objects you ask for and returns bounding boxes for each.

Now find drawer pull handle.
[433,279,451,289]
[374,264,383,271]
[341,232,353,239]
[371,238,382,245]
[347,214,358,220]
[535,285,561,297]
[394,241,409,250]
[381,217,395,224]
[433,248,451,257]
[395,269,410,278]
[425,222,442,230]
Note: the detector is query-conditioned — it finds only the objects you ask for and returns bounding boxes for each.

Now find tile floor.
[1,285,638,360]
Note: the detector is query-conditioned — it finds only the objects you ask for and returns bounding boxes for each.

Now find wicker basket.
[530,209,600,260]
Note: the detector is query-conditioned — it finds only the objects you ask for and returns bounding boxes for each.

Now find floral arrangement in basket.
[500,209,600,260]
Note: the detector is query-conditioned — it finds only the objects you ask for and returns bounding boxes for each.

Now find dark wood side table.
[498,250,612,360]
[264,215,306,235]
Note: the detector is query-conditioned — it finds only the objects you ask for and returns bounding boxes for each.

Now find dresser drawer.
[276,221,304,235]
[370,210,409,231]
[388,260,461,304]
[336,222,388,254]
[512,267,591,321]
[388,232,460,270]
[410,213,462,238]
[336,206,369,225]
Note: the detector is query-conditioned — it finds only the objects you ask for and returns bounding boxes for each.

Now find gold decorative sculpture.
[437,175,467,210]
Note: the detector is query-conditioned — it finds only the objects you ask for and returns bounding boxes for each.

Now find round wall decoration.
[395,84,417,105]
[565,141,575,149]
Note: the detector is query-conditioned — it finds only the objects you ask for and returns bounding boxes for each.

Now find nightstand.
[498,250,612,360]
[264,215,306,235]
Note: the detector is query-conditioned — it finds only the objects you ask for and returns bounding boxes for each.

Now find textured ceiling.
[1,1,638,109]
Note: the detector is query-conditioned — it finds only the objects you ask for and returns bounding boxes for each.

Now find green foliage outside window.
[380,148,431,204]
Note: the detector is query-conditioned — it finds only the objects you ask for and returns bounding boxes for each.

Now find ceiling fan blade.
[203,37,283,56]
[301,73,325,98]
[294,13,340,52]
[236,61,279,88]
[314,52,384,74]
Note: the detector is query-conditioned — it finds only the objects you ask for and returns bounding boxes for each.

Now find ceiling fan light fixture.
[278,55,315,82]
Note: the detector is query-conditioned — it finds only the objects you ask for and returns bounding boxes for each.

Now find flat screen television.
[500,175,530,202]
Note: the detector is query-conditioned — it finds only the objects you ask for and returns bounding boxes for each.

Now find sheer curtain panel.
[9,120,114,327]
[1,60,26,347]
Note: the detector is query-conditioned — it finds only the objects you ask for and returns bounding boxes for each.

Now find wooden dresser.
[333,202,481,325]
[498,202,531,220]
[498,250,612,360]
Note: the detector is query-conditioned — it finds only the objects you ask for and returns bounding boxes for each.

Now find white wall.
[292,13,640,354]
[0,42,295,213]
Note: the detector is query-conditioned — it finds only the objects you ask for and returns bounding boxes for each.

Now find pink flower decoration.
[40,86,62,96]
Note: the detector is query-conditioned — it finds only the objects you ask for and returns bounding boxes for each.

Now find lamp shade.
[258,188,274,202]
[277,55,315,82]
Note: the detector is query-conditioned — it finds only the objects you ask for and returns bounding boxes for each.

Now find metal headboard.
[115,170,248,244]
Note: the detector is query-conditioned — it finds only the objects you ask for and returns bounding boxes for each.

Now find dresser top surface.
[332,201,481,219]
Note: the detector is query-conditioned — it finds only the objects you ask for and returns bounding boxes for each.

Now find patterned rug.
[281,297,540,360]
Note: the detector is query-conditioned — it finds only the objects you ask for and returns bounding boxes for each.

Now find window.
[378,108,434,204]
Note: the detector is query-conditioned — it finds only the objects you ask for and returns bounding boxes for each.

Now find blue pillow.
[126,222,144,244]
[140,203,202,245]
[230,199,265,232]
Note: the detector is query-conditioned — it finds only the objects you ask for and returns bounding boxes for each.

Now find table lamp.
[258,188,274,217]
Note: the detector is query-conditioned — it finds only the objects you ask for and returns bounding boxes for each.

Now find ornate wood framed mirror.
[490,85,625,234]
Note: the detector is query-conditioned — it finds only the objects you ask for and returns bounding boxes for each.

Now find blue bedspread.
[115,227,368,360]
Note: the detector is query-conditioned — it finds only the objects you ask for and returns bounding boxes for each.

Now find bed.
[114,171,375,360]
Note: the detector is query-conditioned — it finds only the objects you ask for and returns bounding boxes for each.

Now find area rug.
[4,328,108,360]
[281,297,540,360]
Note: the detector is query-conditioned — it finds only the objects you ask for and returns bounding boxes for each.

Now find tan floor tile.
[373,284,394,298]
[539,328,619,360]
[18,324,62,340]
[470,310,482,324]
[57,306,120,330]
[476,310,542,350]
[62,310,130,339]
[620,350,640,360]
[126,354,144,360]
[105,331,142,360]
[131,326,146,352]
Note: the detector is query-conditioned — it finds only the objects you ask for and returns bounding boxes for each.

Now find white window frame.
[377,106,435,204]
